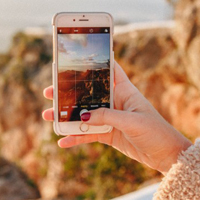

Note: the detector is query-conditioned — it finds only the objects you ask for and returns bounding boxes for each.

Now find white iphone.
[52,12,114,135]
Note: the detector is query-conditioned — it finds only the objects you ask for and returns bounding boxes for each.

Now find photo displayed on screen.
[57,27,110,122]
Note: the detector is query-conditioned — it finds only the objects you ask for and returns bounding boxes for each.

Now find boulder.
[0,157,40,200]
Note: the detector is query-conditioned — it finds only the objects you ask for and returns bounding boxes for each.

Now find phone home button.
[79,123,89,132]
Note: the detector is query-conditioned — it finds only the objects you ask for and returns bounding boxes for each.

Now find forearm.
[153,139,200,200]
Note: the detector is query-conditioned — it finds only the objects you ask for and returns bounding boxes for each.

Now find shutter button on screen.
[79,109,89,132]
[80,109,88,116]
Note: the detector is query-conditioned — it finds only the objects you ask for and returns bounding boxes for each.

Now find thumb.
[82,108,135,132]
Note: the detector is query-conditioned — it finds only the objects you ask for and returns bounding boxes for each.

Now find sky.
[0,0,173,52]
[58,33,110,71]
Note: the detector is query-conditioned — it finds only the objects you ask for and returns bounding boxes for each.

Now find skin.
[42,62,192,175]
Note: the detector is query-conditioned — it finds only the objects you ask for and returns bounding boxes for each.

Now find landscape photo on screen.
[58,28,110,122]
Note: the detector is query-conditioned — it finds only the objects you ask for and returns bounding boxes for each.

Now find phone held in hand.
[52,12,114,135]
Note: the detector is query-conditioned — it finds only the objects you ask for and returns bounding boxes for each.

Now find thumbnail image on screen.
[57,27,110,122]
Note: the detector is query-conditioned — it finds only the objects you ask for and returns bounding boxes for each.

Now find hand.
[43,62,192,175]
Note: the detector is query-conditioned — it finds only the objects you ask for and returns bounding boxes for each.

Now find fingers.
[43,85,53,100]
[58,134,99,148]
[83,108,135,132]
[58,130,115,148]
[42,108,54,121]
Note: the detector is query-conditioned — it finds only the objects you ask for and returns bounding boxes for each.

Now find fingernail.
[58,140,62,147]
[81,112,91,122]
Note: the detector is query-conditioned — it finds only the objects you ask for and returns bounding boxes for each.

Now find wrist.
[161,138,192,176]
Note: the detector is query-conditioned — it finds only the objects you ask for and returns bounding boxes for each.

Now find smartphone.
[52,12,114,135]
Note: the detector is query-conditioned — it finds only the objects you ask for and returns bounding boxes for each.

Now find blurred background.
[0,0,200,199]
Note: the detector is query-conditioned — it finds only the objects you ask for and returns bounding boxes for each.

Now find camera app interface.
[57,27,110,122]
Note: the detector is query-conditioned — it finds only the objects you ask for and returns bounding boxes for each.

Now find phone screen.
[57,27,110,122]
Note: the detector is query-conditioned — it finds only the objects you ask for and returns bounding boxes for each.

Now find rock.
[174,0,200,90]
[161,84,200,138]
[1,128,33,160]
[0,157,40,200]
[187,35,200,90]
[174,0,200,52]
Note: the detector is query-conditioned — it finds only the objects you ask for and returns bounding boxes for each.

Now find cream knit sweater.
[153,139,200,200]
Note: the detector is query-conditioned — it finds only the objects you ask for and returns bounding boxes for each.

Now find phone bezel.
[52,12,114,135]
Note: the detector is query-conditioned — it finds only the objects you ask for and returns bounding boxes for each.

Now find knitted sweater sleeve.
[153,139,200,200]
